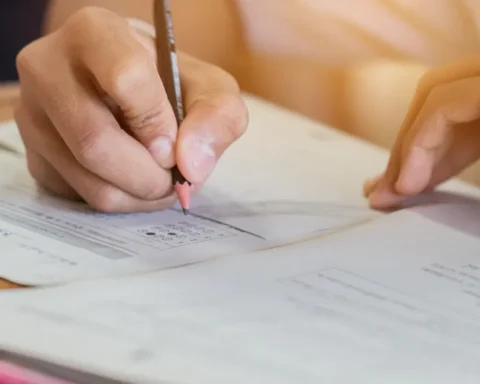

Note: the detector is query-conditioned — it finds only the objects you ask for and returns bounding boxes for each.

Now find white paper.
[0,198,480,383]
[0,120,378,286]
[0,160,377,286]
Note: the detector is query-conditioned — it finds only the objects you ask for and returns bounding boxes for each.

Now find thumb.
[175,55,248,184]
[176,93,248,184]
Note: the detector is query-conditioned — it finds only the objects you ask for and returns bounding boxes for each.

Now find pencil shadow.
[401,190,480,239]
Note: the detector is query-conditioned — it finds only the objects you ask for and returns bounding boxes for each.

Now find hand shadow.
[400,190,480,240]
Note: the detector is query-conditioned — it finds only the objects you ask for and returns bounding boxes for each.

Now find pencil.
[153,0,191,215]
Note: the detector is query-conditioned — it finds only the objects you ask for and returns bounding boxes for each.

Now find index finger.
[70,8,178,168]
[175,53,248,184]
[383,55,480,188]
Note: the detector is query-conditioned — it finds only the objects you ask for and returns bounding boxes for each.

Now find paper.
[0,168,373,286]
[0,145,375,285]
[0,198,480,383]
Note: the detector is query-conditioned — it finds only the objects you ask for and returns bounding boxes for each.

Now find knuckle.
[16,35,62,88]
[15,43,41,79]
[73,129,107,169]
[64,6,112,34]
[15,46,31,76]
[87,185,122,213]
[127,98,172,137]
[62,7,121,54]
[107,54,152,101]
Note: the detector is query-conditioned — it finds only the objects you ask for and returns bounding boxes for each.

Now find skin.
[364,55,480,209]
[15,7,248,213]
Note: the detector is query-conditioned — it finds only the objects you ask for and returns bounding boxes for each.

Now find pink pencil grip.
[0,361,74,384]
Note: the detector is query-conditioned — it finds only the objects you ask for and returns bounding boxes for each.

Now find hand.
[364,56,480,209]
[14,7,248,212]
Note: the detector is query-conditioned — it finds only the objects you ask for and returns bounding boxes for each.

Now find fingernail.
[368,184,404,209]
[191,141,216,179]
[149,137,174,167]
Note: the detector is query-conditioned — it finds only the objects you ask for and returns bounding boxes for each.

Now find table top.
[0,84,20,289]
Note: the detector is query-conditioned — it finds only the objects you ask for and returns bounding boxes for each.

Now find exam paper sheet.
[0,199,479,383]
[0,150,375,286]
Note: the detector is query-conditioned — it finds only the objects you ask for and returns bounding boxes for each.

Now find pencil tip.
[175,182,191,215]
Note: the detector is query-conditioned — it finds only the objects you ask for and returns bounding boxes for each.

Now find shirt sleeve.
[235,0,480,66]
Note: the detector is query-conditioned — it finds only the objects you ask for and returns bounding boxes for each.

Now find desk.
[0,84,20,290]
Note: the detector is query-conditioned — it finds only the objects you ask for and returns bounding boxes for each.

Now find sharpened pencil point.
[175,182,191,215]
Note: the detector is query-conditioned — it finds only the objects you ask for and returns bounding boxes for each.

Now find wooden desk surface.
[0,83,22,290]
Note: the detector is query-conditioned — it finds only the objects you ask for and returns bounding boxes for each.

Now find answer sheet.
[0,150,375,285]
[0,198,479,383]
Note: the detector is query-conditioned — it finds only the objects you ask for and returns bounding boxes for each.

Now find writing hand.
[14,7,248,212]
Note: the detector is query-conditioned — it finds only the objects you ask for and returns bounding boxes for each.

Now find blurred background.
[2,0,480,184]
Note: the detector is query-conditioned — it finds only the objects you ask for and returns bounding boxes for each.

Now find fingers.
[16,103,176,213]
[175,54,248,184]
[365,122,480,210]
[47,137,177,213]
[14,7,248,213]
[15,105,78,200]
[25,149,80,200]
[16,9,174,201]
[366,73,480,209]
[382,57,480,188]
[67,7,177,168]
[395,77,480,195]
[42,73,172,200]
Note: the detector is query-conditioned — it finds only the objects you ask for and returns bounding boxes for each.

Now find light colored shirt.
[233,0,480,151]
[236,0,480,64]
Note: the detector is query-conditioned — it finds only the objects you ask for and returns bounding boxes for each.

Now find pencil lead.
[182,208,189,215]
